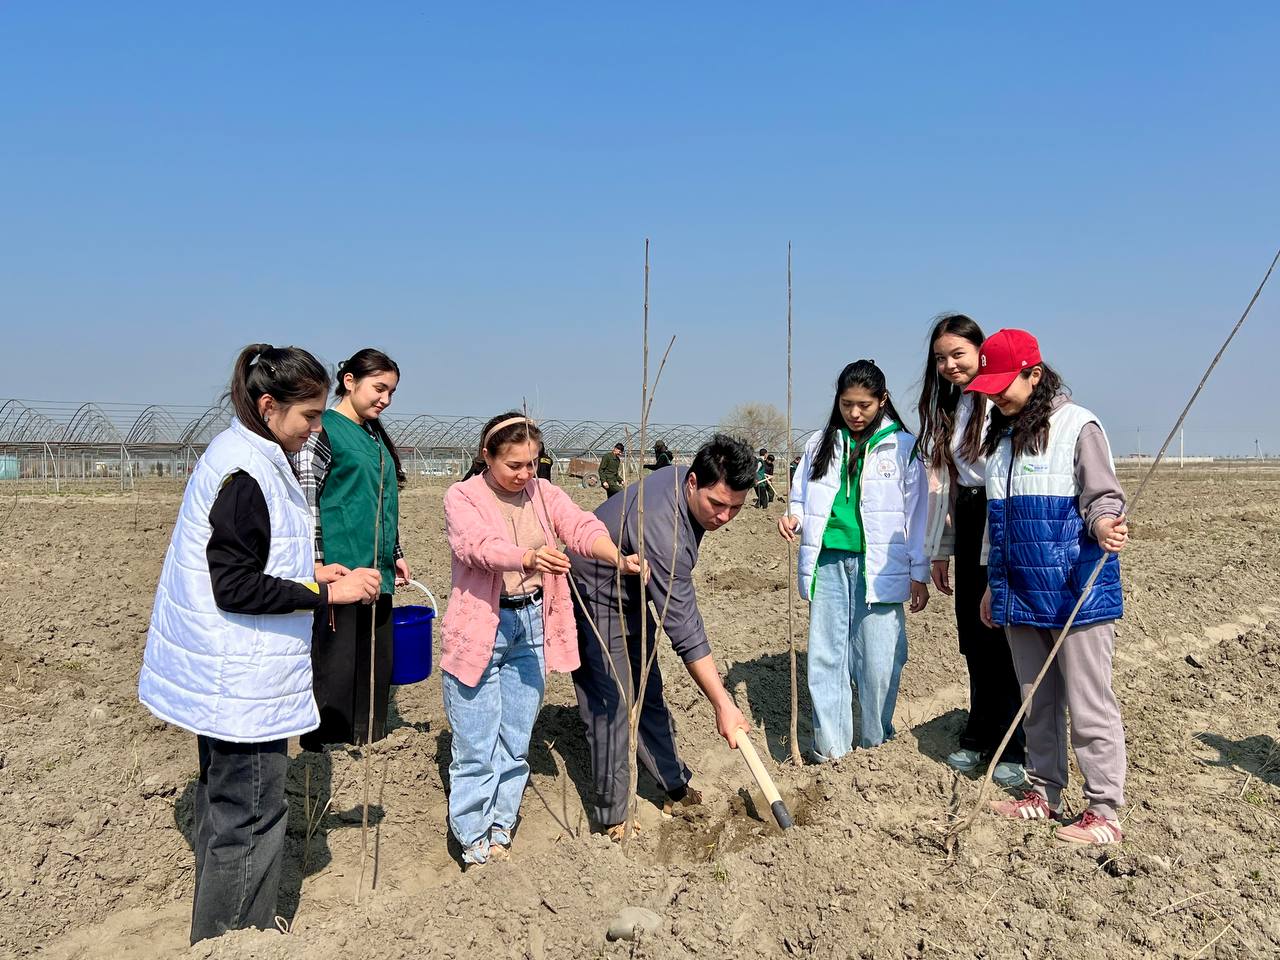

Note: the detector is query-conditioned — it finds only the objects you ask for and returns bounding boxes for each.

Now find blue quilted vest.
[985,403,1123,629]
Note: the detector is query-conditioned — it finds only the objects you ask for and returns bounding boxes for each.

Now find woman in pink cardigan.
[441,412,644,866]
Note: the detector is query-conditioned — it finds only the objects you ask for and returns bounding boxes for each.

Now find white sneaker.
[946,748,983,772]
[993,762,1028,787]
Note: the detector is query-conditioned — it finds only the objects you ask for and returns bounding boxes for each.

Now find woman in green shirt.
[296,348,410,750]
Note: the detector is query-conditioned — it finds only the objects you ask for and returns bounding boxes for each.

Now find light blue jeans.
[808,549,908,758]
[442,601,546,862]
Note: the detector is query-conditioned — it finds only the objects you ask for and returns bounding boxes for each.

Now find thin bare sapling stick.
[357,444,386,900]
[628,470,684,840]
[624,239,651,845]
[620,330,680,845]
[785,241,801,765]
[949,244,1280,844]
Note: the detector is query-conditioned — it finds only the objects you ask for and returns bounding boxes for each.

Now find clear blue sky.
[2,3,1277,455]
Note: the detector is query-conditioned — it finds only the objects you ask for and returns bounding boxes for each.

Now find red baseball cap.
[965,328,1042,395]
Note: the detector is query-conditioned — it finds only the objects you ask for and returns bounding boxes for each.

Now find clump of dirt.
[1,468,1279,958]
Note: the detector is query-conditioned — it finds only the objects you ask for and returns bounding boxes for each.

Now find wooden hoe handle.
[736,730,794,829]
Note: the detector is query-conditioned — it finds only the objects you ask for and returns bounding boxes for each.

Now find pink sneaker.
[1055,810,1123,845]
[988,792,1060,821]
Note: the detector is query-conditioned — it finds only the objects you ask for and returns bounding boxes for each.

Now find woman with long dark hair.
[295,348,411,751]
[969,329,1129,845]
[917,314,1026,787]
[779,360,929,756]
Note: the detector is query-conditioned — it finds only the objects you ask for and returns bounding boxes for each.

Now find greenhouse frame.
[0,399,810,490]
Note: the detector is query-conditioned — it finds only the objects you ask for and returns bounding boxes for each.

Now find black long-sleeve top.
[206,471,328,614]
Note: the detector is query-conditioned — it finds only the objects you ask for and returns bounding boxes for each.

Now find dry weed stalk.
[1191,919,1236,959]
[947,244,1280,847]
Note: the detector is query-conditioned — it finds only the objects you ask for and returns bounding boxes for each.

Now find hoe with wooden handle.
[736,729,794,829]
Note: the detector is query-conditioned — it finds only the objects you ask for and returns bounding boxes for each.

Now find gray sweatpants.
[1005,621,1126,820]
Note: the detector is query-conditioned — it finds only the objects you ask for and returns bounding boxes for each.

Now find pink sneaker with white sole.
[1055,810,1123,845]
[988,792,1060,821]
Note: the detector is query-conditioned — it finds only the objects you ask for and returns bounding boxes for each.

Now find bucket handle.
[404,578,438,612]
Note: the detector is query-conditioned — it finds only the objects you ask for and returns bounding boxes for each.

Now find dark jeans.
[754,481,772,508]
[191,736,289,944]
[570,598,691,825]
[954,486,1025,765]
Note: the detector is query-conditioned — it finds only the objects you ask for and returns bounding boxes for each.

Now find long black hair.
[336,348,405,485]
[916,313,988,472]
[981,363,1067,459]
[810,360,906,483]
[228,344,329,447]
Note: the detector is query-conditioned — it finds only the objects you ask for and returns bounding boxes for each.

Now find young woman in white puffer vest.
[779,359,930,759]
[138,344,381,944]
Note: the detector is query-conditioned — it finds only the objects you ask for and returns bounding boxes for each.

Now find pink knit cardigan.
[440,475,610,687]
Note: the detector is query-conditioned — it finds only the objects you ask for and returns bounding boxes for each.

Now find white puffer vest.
[138,419,319,742]
[788,423,929,604]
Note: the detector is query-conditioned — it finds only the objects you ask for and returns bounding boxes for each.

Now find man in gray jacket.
[570,434,757,837]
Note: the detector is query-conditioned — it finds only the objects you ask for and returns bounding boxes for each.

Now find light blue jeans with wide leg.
[807,549,908,758]
[442,600,546,863]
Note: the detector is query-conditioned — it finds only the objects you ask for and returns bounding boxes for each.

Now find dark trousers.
[300,594,393,752]
[191,736,289,944]
[754,481,772,508]
[954,486,1025,764]
[571,600,691,825]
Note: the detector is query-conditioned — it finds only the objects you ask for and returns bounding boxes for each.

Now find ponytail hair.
[336,348,405,485]
[228,344,329,447]
[810,359,906,483]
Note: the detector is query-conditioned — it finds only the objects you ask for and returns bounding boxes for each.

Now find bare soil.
[1,465,1277,959]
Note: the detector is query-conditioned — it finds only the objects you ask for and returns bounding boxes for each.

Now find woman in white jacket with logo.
[138,345,381,943]
[780,360,929,758]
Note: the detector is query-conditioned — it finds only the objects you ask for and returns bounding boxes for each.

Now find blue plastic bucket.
[391,580,437,685]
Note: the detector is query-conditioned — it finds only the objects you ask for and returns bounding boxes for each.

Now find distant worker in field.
[536,441,554,481]
[916,314,1027,789]
[139,345,382,944]
[294,349,412,754]
[440,413,644,866]
[754,448,771,509]
[569,434,755,839]
[968,329,1130,846]
[598,442,625,498]
[644,439,675,471]
[779,359,930,758]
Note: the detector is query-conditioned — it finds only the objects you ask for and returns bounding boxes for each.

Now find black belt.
[499,588,543,609]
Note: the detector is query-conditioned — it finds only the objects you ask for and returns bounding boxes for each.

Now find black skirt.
[299,594,394,752]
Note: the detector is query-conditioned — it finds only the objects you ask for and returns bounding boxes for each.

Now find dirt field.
[1,465,1277,959]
